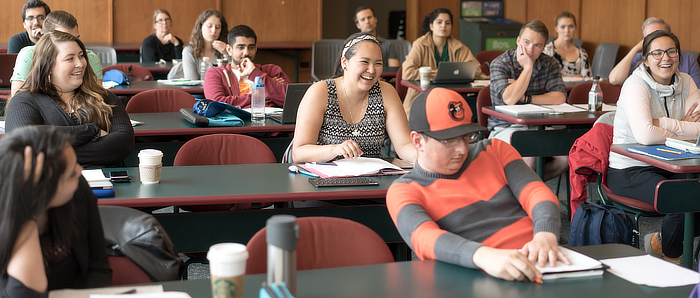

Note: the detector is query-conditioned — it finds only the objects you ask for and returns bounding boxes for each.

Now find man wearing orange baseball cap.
[386,87,569,282]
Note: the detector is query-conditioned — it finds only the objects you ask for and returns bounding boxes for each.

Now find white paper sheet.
[49,285,164,298]
[572,103,617,112]
[539,103,587,113]
[536,247,605,280]
[601,255,699,287]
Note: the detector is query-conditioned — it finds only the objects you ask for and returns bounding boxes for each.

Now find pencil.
[535,277,543,284]
[657,148,682,154]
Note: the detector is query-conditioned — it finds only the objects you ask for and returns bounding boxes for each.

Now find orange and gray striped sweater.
[387,138,560,269]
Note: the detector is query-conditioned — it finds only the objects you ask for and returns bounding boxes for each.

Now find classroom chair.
[99,205,183,283]
[246,216,394,274]
[174,134,277,211]
[311,39,344,81]
[88,46,118,66]
[568,112,661,248]
[547,36,583,48]
[568,82,622,105]
[389,39,412,65]
[687,51,699,61]
[395,66,407,102]
[103,64,154,82]
[125,89,196,113]
[474,50,504,76]
[475,85,491,128]
[591,43,620,78]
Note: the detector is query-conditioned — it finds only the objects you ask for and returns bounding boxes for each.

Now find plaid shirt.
[488,49,567,130]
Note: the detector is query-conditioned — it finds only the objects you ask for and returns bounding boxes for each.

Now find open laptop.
[269,83,312,124]
[665,135,700,154]
[431,61,479,84]
[0,54,18,87]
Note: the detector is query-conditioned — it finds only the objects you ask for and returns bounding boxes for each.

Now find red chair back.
[568,82,622,104]
[475,50,504,76]
[102,64,154,81]
[246,217,394,274]
[125,89,196,113]
[395,66,407,102]
[108,256,152,285]
[174,134,276,166]
[476,85,491,128]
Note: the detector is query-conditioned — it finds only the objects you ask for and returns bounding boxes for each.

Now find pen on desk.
[117,289,137,294]
[657,148,682,154]
[311,162,337,166]
[288,165,320,178]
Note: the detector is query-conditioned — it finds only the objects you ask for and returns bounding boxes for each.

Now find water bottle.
[251,76,265,123]
[588,76,603,113]
[199,56,211,80]
[266,215,299,296]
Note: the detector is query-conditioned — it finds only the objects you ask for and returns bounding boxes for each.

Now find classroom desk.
[97,164,398,208]
[157,244,693,298]
[612,143,700,268]
[108,81,203,96]
[105,62,174,73]
[381,66,399,78]
[130,112,295,137]
[402,80,593,94]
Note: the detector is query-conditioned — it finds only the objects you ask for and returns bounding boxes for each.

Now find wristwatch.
[523,94,532,104]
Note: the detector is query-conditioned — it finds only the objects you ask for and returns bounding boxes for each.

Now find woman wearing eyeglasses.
[141,9,183,63]
[607,30,700,264]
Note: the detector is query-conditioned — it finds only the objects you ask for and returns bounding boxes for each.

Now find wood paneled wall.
[1,0,321,44]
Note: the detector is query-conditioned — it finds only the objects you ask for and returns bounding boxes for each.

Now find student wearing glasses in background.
[141,9,183,63]
[8,0,51,54]
[607,30,700,265]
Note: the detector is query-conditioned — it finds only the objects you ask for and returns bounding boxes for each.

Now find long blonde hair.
[21,31,114,131]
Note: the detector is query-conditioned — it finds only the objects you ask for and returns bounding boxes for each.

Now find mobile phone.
[109,171,131,183]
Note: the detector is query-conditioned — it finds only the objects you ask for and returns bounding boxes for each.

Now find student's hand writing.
[473,246,540,282]
[520,232,570,268]
[238,57,255,77]
[332,140,363,159]
[682,103,700,122]
[212,40,228,55]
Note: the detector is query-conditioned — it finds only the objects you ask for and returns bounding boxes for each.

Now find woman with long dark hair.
[6,31,134,168]
[180,9,229,80]
[0,126,111,296]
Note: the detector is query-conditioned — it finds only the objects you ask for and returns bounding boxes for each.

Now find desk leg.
[683,173,699,268]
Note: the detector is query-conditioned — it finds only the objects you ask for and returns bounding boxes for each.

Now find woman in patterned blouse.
[543,11,591,78]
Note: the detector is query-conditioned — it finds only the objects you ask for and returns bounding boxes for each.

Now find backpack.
[103,69,131,85]
[568,201,635,247]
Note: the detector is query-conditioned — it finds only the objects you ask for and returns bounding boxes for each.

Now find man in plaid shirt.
[488,20,568,181]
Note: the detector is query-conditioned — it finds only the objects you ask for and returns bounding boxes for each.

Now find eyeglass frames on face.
[25,15,46,22]
[155,18,171,24]
[433,133,479,147]
[647,48,679,60]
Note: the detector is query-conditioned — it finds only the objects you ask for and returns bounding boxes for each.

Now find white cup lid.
[207,243,249,263]
[138,149,163,158]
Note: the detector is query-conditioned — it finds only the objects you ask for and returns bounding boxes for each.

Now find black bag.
[568,201,635,246]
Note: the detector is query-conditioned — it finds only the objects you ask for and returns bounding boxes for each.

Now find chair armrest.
[654,179,700,213]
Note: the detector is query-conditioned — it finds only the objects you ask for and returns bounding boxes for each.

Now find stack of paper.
[537,247,606,280]
[602,255,699,287]
[494,104,552,115]
[49,285,170,298]
[301,157,406,178]
[539,103,587,113]
[157,79,203,86]
[82,169,113,189]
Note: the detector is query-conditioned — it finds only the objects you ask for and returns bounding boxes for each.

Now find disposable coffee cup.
[419,66,431,84]
[138,149,163,184]
[207,243,249,298]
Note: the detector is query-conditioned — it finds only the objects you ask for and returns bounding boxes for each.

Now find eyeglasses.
[647,48,679,60]
[155,18,171,23]
[432,133,479,147]
[25,15,46,22]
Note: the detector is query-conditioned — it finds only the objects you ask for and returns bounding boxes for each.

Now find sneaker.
[644,232,681,265]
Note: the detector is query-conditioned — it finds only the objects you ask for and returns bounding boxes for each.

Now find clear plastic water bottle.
[251,77,265,123]
[266,215,299,296]
[588,76,603,113]
[199,56,211,80]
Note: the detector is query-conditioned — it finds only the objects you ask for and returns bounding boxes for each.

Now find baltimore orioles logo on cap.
[448,101,465,121]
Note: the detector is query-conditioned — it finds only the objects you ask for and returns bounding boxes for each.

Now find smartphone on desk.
[109,170,131,183]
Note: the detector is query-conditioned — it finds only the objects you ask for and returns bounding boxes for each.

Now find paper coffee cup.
[419,66,431,84]
[207,243,249,298]
[138,149,163,184]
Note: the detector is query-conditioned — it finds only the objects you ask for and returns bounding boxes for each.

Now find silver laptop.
[431,61,479,84]
[665,135,700,154]
[270,83,312,124]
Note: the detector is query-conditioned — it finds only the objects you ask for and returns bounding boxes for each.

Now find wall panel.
[222,0,321,42]
[526,0,580,40]
[647,0,700,55]
[406,0,459,41]
[580,0,645,61]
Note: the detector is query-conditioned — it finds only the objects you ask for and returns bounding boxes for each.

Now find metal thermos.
[266,215,299,295]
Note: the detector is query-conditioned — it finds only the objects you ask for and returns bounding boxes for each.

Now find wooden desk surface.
[611,144,700,173]
[482,106,602,126]
[108,81,203,95]
[157,244,692,298]
[98,164,399,208]
[130,112,294,136]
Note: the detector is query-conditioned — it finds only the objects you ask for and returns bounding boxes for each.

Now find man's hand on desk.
[520,232,571,268]
[473,246,540,282]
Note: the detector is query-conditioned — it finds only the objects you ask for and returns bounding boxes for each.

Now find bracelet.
[525,94,532,104]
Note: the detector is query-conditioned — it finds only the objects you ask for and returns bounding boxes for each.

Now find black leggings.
[607,166,699,257]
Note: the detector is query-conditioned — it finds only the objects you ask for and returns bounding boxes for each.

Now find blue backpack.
[568,201,635,247]
[103,69,131,85]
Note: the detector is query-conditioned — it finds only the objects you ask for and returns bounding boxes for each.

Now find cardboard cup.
[138,149,163,184]
[419,66,431,84]
[207,243,249,298]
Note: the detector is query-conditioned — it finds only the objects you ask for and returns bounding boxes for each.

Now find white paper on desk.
[82,169,113,189]
[242,107,284,115]
[601,255,699,287]
[494,104,552,115]
[49,284,163,298]
[0,120,4,129]
[91,292,192,298]
[471,79,490,87]
[562,77,591,82]
[102,81,120,89]
[539,103,587,113]
[536,247,605,280]
[130,119,144,127]
[157,79,203,86]
[303,157,405,177]
[572,103,617,112]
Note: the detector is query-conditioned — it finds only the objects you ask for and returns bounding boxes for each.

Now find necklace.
[342,79,368,137]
